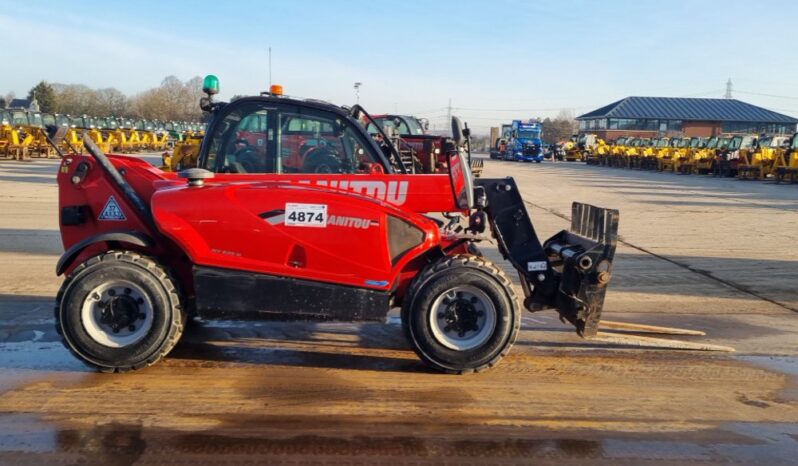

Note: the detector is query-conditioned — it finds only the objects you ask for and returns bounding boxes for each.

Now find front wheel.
[55,251,185,372]
[402,255,520,374]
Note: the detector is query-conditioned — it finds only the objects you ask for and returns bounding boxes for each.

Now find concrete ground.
[0,154,796,464]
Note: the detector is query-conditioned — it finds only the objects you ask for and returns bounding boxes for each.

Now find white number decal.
[285,203,327,227]
[527,261,547,272]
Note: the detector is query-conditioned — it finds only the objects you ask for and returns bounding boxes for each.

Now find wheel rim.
[429,285,496,351]
[80,280,154,348]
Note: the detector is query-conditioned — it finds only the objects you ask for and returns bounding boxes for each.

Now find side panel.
[151,179,441,291]
[194,266,390,321]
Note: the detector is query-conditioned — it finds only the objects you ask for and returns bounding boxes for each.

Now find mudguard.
[56,231,154,276]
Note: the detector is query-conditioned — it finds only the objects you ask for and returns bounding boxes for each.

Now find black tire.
[401,255,520,374]
[55,251,185,372]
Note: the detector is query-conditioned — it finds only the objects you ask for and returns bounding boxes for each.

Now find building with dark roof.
[577,96,797,140]
[7,98,32,109]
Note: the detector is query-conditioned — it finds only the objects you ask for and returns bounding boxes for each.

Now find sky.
[2,0,797,133]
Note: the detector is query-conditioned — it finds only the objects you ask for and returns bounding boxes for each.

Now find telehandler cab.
[50,76,728,374]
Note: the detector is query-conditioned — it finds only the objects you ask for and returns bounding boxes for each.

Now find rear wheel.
[56,251,184,372]
[402,255,520,374]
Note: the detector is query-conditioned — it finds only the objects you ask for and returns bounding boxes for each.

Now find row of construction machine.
[589,132,798,183]
[0,108,205,161]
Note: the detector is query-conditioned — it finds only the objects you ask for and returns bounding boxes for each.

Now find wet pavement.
[1,155,797,464]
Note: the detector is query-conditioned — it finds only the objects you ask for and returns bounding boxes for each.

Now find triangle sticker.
[98,196,127,221]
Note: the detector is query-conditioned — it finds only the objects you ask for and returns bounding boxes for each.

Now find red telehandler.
[50,77,729,374]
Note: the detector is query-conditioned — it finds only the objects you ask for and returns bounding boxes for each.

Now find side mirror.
[419,118,430,131]
[450,116,464,145]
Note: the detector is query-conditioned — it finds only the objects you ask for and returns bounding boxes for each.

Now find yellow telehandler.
[2,110,35,160]
[774,133,798,184]
[737,136,789,180]
[609,137,631,167]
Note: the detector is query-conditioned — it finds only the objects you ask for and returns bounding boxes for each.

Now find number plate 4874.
[285,203,327,228]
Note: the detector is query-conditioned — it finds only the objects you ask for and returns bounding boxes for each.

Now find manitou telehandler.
[49,76,728,374]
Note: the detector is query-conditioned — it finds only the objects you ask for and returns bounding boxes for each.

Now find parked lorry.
[505,120,544,162]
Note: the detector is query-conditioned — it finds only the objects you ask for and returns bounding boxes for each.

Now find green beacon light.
[202,75,220,96]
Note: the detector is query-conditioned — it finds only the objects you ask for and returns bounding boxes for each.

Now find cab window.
[279,109,377,174]
[205,101,381,174]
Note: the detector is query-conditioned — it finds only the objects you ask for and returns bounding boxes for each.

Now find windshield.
[518,129,540,139]
[370,116,424,136]
[793,136,798,149]
[770,137,787,148]
[28,113,42,127]
[42,114,56,126]
[690,138,703,148]
[11,111,28,126]
[657,139,669,148]
[728,136,743,150]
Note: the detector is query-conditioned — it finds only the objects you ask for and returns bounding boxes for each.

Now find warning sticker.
[285,203,327,227]
[98,196,126,221]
